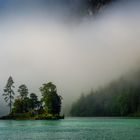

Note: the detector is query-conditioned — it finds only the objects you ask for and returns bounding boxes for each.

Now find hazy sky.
[0,0,140,115]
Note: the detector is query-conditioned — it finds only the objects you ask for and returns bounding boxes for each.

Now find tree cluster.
[3,77,62,117]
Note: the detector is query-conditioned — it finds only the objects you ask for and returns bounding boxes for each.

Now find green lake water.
[0,117,140,140]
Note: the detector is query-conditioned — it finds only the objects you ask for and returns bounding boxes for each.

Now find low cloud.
[0,0,140,114]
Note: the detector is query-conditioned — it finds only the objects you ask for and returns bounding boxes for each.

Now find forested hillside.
[70,71,140,117]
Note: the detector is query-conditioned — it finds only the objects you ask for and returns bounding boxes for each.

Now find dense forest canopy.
[70,71,140,117]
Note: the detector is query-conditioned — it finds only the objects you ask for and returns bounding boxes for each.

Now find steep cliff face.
[86,0,113,13]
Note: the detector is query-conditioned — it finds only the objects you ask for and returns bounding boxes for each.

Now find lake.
[0,117,140,140]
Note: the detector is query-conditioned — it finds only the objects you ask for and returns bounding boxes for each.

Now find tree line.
[70,72,140,117]
[2,76,62,118]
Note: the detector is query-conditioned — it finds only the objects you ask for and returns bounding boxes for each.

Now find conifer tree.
[3,76,15,114]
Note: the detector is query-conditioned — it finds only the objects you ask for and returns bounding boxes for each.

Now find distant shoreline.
[1,116,140,121]
[0,114,64,120]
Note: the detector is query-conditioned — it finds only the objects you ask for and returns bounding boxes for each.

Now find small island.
[0,76,64,120]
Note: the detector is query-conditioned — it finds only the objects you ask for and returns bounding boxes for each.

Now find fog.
[0,0,140,115]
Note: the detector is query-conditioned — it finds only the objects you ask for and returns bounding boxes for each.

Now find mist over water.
[0,0,140,115]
